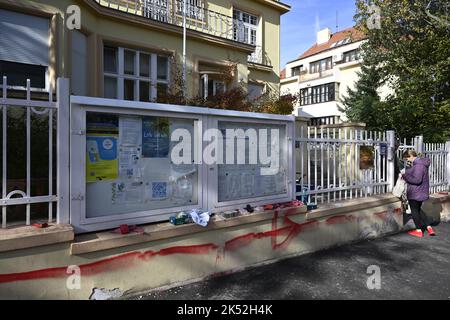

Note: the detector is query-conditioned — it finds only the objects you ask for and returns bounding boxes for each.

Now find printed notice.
[142,117,170,158]
[119,116,142,146]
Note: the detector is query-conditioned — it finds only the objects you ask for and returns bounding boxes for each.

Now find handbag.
[392,176,406,198]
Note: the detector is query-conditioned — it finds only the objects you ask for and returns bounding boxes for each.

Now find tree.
[341,64,391,131]
[345,0,450,142]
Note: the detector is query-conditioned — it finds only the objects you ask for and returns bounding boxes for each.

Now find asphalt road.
[133,222,450,300]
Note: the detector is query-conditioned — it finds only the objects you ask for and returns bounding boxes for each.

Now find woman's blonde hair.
[402,150,418,159]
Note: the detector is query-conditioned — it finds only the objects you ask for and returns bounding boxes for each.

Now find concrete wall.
[0,197,404,299]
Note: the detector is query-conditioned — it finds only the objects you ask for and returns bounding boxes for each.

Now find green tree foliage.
[343,0,450,142]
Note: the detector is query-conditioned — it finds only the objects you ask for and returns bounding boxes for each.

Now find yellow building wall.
[0,0,283,99]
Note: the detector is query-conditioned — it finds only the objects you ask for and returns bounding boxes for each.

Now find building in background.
[0,0,290,101]
[281,27,366,126]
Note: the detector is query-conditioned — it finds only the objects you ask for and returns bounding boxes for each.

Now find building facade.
[0,0,290,101]
[281,27,366,126]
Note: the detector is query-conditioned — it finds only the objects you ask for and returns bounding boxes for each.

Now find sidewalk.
[133,223,450,300]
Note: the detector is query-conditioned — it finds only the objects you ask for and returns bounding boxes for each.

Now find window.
[248,83,264,101]
[233,9,258,45]
[0,9,50,90]
[309,57,332,74]
[343,49,360,63]
[200,74,226,99]
[103,46,169,102]
[291,66,303,77]
[142,0,169,22]
[300,83,337,106]
[176,0,205,21]
[0,60,46,89]
[331,38,351,48]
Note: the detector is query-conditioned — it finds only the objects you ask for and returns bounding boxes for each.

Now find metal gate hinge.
[72,130,86,136]
[72,194,85,201]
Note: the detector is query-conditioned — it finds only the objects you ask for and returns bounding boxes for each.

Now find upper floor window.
[343,49,360,63]
[310,57,332,74]
[291,66,303,77]
[175,0,205,21]
[142,0,169,22]
[300,83,338,106]
[103,46,169,102]
[233,9,258,45]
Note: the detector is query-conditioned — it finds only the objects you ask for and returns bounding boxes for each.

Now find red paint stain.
[0,207,402,284]
[0,245,218,284]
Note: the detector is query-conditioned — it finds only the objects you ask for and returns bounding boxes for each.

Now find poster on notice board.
[142,116,170,158]
[86,113,119,182]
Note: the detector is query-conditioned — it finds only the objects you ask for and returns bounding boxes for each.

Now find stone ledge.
[0,224,74,253]
[305,194,401,221]
[430,193,450,204]
[70,206,308,255]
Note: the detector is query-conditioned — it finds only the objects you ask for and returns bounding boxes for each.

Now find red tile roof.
[280,68,286,79]
[298,27,366,60]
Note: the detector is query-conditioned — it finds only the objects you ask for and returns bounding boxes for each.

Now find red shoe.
[408,229,424,238]
[427,226,436,236]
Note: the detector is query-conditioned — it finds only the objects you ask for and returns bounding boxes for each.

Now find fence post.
[446,141,450,190]
[57,78,70,224]
[386,130,396,192]
[416,135,424,154]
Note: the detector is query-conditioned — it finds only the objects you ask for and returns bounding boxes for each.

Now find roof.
[297,27,366,61]
[280,68,286,79]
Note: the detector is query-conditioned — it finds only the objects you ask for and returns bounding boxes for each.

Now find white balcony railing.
[94,0,256,46]
[248,45,272,66]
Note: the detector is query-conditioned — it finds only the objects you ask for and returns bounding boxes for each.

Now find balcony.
[248,45,272,67]
[93,0,256,46]
[299,69,334,83]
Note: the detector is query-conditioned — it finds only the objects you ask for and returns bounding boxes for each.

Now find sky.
[280,0,358,68]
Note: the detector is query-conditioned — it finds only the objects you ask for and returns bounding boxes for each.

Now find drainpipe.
[182,0,187,99]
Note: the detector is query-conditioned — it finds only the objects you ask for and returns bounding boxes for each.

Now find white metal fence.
[397,136,449,194]
[424,142,450,194]
[295,127,395,205]
[0,77,69,228]
[1,75,449,229]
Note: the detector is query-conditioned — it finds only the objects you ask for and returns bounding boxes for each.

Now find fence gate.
[0,77,69,229]
[295,127,396,205]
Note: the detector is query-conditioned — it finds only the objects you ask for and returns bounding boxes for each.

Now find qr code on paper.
[152,182,167,199]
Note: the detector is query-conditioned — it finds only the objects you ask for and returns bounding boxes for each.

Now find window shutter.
[0,9,50,66]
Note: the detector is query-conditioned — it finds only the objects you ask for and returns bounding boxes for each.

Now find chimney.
[317,28,332,45]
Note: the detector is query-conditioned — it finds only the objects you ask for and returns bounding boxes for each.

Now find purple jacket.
[403,157,430,202]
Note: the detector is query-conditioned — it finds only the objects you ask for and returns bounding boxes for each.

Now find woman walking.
[402,150,436,237]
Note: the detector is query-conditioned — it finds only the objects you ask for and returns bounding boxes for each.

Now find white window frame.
[0,60,50,92]
[176,0,205,21]
[233,9,259,45]
[200,73,226,99]
[142,0,169,22]
[103,46,170,102]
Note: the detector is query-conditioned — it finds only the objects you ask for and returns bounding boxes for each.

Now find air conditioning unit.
[333,53,344,62]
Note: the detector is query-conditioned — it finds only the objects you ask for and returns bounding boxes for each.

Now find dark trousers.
[409,200,428,231]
